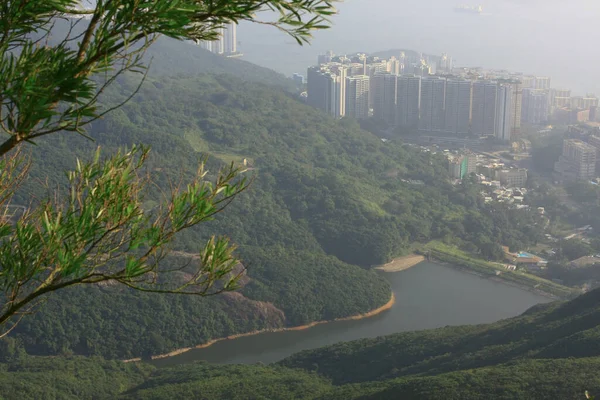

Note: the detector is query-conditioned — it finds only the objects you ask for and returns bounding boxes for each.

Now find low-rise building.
[503,247,546,266]
[495,168,528,187]
[447,151,477,180]
[554,139,597,181]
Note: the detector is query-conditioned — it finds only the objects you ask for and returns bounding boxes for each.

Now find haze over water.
[239,0,600,95]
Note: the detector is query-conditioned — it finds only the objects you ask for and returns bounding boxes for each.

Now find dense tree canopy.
[2,68,553,359]
[2,286,600,399]
[0,0,338,334]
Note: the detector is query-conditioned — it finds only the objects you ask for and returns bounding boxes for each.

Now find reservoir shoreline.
[123,256,563,364]
[375,254,425,272]
[140,262,551,367]
[420,243,581,299]
[436,260,559,300]
[123,291,396,363]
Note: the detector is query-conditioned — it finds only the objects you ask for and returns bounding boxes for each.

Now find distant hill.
[46,18,295,89]
[143,38,295,89]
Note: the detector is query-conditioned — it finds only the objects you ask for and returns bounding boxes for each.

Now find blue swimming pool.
[517,252,536,258]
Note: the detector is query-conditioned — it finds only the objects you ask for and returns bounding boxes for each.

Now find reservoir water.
[155,262,550,367]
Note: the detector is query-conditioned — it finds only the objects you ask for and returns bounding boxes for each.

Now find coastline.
[375,254,425,272]
[123,292,396,363]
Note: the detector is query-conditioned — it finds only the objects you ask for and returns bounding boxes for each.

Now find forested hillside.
[2,287,600,399]
[5,40,545,360]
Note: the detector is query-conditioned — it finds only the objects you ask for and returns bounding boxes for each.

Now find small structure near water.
[502,246,547,267]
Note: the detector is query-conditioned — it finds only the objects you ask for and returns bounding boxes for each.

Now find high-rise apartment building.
[373,73,398,125]
[533,76,551,90]
[520,75,536,88]
[398,52,407,74]
[366,60,388,108]
[307,66,337,116]
[307,64,347,118]
[439,53,454,73]
[554,97,571,108]
[334,66,348,117]
[386,57,401,75]
[197,23,238,55]
[292,73,304,86]
[522,89,549,124]
[510,82,522,136]
[396,75,421,128]
[413,63,431,77]
[419,77,446,132]
[587,135,600,173]
[349,62,367,76]
[549,88,571,107]
[554,139,597,181]
[471,81,498,136]
[224,23,237,54]
[548,88,571,115]
[318,50,334,65]
[571,95,599,110]
[444,79,472,134]
[495,84,513,142]
[345,75,370,119]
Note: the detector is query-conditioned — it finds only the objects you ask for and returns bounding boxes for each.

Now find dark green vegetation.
[2,287,600,399]
[564,181,600,232]
[3,39,550,360]
[529,132,600,231]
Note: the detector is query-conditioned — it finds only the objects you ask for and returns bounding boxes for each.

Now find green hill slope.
[5,54,549,359]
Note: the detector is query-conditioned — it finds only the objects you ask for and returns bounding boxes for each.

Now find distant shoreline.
[375,254,425,272]
[123,292,396,363]
[440,261,559,300]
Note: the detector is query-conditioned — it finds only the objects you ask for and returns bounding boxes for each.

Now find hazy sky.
[239,0,600,94]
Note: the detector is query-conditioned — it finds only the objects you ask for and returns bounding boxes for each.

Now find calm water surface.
[155,262,550,367]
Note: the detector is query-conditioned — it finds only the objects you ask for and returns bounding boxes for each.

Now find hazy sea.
[238,0,600,95]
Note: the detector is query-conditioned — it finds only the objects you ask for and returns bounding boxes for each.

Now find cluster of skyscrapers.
[306,52,405,120]
[307,51,517,142]
[519,83,598,125]
[306,51,453,120]
[196,23,239,56]
[307,52,599,143]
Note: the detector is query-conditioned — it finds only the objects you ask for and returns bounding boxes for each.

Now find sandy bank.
[376,254,425,272]
[123,292,396,363]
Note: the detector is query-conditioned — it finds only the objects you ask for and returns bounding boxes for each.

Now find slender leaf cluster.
[0,147,249,333]
[0,0,336,333]
[0,0,338,156]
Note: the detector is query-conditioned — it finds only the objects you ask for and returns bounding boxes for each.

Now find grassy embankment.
[419,241,582,299]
